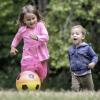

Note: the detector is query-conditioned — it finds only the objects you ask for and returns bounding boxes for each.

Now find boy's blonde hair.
[71,25,87,35]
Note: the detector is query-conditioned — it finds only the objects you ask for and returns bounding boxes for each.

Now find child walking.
[68,25,98,91]
[10,4,49,81]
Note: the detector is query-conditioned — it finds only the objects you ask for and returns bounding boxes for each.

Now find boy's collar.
[73,42,88,48]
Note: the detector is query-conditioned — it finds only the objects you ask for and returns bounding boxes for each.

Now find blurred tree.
[45,0,100,69]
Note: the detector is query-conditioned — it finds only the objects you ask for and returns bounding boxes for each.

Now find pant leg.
[36,60,48,81]
[71,72,80,91]
[21,58,48,81]
[79,74,94,91]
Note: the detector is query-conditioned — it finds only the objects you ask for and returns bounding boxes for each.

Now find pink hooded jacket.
[11,21,49,64]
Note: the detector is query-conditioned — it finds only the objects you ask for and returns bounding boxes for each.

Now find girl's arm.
[11,27,24,47]
[10,27,24,56]
[10,46,18,56]
[36,22,49,42]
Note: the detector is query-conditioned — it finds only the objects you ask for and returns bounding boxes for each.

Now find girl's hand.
[88,62,96,69]
[30,33,38,40]
[10,47,18,56]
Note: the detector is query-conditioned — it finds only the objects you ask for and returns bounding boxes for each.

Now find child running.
[10,4,49,81]
[68,25,98,91]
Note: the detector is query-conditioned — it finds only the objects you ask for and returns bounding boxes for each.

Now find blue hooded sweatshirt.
[68,42,98,75]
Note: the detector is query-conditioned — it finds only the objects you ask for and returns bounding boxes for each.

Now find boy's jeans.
[71,72,94,91]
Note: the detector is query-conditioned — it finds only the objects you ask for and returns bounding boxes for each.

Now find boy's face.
[71,27,85,46]
[23,13,37,28]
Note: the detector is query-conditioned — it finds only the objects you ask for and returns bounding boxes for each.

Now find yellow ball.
[16,71,41,91]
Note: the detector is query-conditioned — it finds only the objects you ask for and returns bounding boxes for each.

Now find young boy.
[68,25,98,91]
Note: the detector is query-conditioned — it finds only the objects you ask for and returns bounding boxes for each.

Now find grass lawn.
[0,90,100,100]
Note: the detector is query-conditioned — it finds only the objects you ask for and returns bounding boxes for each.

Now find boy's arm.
[88,46,98,64]
[88,46,98,68]
[67,50,71,66]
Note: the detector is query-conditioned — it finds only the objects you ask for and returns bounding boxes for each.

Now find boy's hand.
[88,62,96,69]
[10,47,18,56]
[30,33,38,40]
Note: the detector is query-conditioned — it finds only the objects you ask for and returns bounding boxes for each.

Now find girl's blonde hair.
[18,4,42,26]
[71,25,87,35]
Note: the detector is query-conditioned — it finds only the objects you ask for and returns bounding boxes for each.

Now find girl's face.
[23,13,37,28]
[71,27,85,46]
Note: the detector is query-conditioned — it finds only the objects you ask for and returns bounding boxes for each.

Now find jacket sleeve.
[88,46,98,64]
[67,49,71,66]
[11,27,24,47]
[68,51,70,62]
[37,22,49,42]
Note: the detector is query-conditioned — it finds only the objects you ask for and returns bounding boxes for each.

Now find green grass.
[0,90,100,100]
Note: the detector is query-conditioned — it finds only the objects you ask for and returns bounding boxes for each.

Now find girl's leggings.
[21,60,48,81]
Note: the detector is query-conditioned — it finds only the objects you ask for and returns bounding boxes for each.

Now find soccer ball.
[16,71,41,91]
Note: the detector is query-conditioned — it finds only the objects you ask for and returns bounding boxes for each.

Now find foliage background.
[0,0,100,90]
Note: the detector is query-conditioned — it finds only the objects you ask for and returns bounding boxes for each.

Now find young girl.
[68,25,98,91]
[10,4,49,81]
